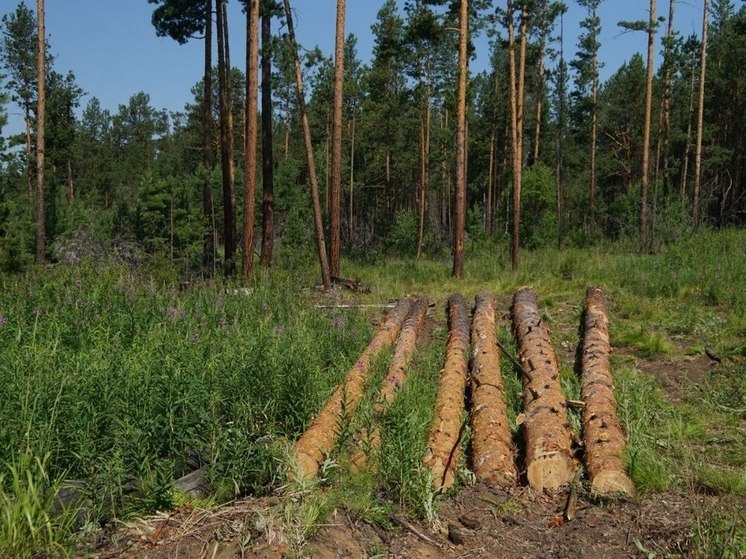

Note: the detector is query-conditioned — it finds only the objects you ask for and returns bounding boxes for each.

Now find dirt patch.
[93,485,708,558]
[619,347,715,403]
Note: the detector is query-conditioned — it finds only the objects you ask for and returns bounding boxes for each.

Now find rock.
[447,523,466,545]
[459,514,481,530]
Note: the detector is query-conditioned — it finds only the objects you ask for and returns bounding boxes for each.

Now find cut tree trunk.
[260,8,274,267]
[292,297,414,479]
[330,0,346,278]
[423,294,470,491]
[282,0,331,290]
[452,0,468,278]
[351,297,429,471]
[512,288,575,491]
[469,292,517,487]
[242,0,259,281]
[35,0,46,263]
[581,288,635,497]
[693,0,709,228]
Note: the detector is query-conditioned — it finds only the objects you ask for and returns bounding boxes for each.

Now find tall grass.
[0,229,744,555]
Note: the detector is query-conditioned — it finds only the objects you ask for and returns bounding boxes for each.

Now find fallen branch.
[391,515,442,548]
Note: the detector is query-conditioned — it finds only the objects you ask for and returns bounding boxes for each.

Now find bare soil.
[91,483,716,558]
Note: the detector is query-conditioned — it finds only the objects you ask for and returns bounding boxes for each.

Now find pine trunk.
[282,0,332,290]
[242,0,259,281]
[693,0,708,228]
[217,1,236,275]
[452,0,468,277]
[260,7,274,268]
[35,0,46,264]
[640,0,656,252]
[330,0,345,277]
[203,0,215,276]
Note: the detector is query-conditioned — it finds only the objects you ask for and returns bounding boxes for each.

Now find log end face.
[526,454,576,492]
[591,470,635,498]
[291,450,320,481]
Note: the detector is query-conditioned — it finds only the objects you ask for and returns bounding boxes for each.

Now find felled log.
[351,297,429,471]
[292,296,414,479]
[422,294,470,491]
[469,292,517,487]
[512,288,576,491]
[581,287,635,497]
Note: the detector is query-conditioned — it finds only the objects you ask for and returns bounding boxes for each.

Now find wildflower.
[191,333,200,344]
[167,306,186,320]
[0,314,6,328]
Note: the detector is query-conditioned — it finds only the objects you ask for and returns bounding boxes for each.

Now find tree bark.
[452,0,468,278]
[260,6,274,267]
[470,292,517,487]
[640,0,656,252]
[416,60,431,260]
[242,0,259,281]
[293,297,415,479]
[423,294,470,490]
[349,114,355,242]
[35,0,46,264]
[693,0,708,228]
[217,0,236,275]
[330,0,346,277]
[283,0,331,290]
[660,0,675,198]
[681,49,697,202]
[512,288,576,491]
[533,2,548,165]
[581,288,635,497]
[203,0,215,275]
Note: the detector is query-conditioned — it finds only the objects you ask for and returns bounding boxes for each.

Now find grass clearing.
[0,229,744,556]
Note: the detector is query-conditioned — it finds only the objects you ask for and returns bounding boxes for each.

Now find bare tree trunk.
[66,160,74,201]
[260,6,274,268]
[349,114,355,243]
[660,0,675,198]
[681,49,697,202]
[330,0,345,277]
[35,0,46,264]
[217,0,236,275]
[533,5,547,165]
[416,61,431,261]
[25,109,33,200]
[203,0,215,275]
[509,1,526,270]
[283,0,331,290]
[242,0,259,281]
[556,11,565,249]
[693,0,708,229]
[486,131,495,235]
[640,0,656,252]
[452,0,468,278]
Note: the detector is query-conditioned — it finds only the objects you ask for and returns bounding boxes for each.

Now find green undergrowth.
[0,229,744,556]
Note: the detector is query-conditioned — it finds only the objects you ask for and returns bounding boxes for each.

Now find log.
[422,294,470,491]
[581,287,635,497]
[292,296,415,479]
[512,288,576,491]
[469,292,517,487]
[351,297,429,471]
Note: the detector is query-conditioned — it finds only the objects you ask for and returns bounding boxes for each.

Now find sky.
[1,0,707,136]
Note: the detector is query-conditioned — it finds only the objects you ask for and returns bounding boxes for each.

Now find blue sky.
[2,0,706,136]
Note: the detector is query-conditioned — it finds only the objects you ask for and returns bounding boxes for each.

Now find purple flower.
[332,314,345,329]
[167,306,186,320]
[74,278,82,290]
[274,324,286,335]
[191,333,200,344]
[0,314,6,328]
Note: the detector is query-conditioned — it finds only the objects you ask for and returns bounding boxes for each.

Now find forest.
[0,0,742,278]
[0,1,744,558]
